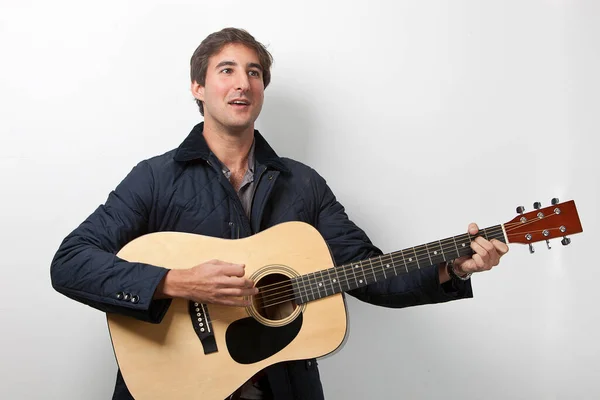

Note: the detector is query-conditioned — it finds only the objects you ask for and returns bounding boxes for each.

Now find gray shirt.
[217,140,256,220]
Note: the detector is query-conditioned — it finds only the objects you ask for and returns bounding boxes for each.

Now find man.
[50,27,508,400]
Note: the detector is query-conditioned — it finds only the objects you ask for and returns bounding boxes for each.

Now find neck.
[289,224,507,304]
[202,119,254,171]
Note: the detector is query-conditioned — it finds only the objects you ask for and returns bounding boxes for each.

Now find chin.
[230,116,257,129]
[225,121,254,134]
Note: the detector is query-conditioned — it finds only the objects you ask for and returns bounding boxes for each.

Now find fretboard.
[291,224,506,304]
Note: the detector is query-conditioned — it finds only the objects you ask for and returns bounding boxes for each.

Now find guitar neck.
[291,224,506,304]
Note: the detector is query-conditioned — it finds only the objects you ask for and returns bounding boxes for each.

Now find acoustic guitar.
[107,199,583,399]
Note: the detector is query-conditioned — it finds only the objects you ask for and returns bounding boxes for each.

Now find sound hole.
[253,273,297,321]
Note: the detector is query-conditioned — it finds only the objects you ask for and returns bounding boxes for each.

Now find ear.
[191,81,205,101]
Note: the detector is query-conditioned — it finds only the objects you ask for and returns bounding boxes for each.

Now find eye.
[221,68,233,74]
[249,70,261,78]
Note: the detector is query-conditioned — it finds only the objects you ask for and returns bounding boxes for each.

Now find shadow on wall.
[255,90,313,165]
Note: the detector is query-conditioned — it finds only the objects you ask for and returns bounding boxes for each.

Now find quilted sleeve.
[50,161,171,323]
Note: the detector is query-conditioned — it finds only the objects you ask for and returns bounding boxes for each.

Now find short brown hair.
[190,28,274,115]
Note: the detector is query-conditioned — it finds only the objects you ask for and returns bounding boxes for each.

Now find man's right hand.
[154,259,258,307]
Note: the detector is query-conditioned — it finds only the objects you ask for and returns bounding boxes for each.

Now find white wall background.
[1,0,598,399]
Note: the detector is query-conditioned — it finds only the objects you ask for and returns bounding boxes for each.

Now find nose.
[234,72,250,92]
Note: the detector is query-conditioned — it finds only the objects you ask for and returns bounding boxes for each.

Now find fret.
[299,277,306,304]
[333,267,343,293]
[451,235,460,258]
[307,273,316,301]
[356,262,367,285]
[318,270,328,297]
[455,234,470,257]
[302,275,315,301]
[426,240,445,265]
[412,247,420,269]
[326,268,336,294]
[340,264,352,291]
[314,271,321,297]
[292,278,302,304]
[325,270,332,295]
[324,268,335,294]
[437,240,446,262]
[351,263,359,288]
[482,228,489,241]
[300,275,307,302]
[369,258,377,282]
[424,243,433,265]
[389,253,398,276]
[399,250,409,273]
[379,255,387,279]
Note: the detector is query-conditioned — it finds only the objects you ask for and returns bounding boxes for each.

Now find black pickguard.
[226,314,303,364]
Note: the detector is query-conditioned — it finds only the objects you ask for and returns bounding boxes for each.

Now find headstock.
[504,198,583,253]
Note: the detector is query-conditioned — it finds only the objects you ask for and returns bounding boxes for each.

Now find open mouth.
[229,100,251,108]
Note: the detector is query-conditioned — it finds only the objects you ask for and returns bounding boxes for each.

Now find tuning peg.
[529,244,535,253]
[551,198,560,205]
[535,199,551,249]
[561,237,571,246]
[516,206,525,214]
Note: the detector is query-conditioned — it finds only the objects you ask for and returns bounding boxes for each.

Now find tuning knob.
[561,237,571,246]
[533,202,542,210]
[552,198,560,205]
[529,244,535,253]
[516,206,525,214]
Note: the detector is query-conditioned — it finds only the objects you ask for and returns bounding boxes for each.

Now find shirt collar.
[173,122,289,173]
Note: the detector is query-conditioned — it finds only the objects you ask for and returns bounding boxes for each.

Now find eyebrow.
[215,60,263,71]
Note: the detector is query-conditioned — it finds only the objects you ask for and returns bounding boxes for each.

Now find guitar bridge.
[189,301,218,354]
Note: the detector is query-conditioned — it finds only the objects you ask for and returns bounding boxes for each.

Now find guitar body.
[107,221,348,400]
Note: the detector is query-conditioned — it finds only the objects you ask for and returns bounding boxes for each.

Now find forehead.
[209,43,261,67]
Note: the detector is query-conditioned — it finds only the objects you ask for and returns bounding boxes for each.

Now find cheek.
[253,86,265,101]
[206,81,229,100]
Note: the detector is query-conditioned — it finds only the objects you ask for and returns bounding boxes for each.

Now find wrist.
[155,269,188,299]
[447,259,472,281]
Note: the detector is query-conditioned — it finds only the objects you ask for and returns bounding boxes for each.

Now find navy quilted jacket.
[50,122,472,399]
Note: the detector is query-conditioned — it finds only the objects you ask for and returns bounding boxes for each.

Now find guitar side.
[107,221,348,400]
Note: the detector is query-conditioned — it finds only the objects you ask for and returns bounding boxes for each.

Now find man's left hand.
[453,222,509,276]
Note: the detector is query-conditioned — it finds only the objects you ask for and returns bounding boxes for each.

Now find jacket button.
[307,360,312,367]
[116,292,124,300]
[123,293,131,301]
[229,222,233,226]
[130,295,139,304]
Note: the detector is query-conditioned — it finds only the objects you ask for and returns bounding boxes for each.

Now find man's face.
[193,43,265,133]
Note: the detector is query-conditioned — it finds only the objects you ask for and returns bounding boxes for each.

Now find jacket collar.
[173,122,289,173]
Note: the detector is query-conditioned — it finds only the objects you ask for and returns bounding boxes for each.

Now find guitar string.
[190,211,572,322]
[254,225,505,297]
[251,217,550,296]
[252,213,563,299]
[255,232,502,303]
[198,215,563,311]
[254,225,514,300]
[256,226,563,309]
[255,224,566,307]
[256,229,509,305]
